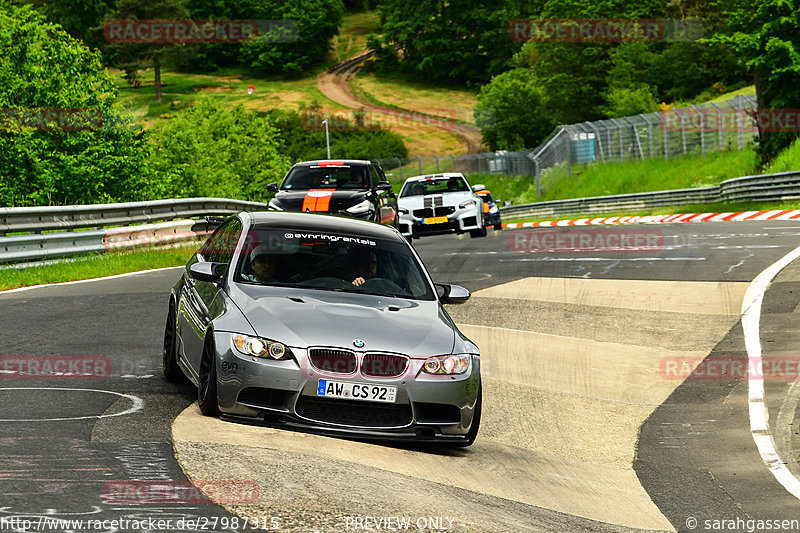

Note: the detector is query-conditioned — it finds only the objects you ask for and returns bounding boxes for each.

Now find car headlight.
[422,354,471,375]
[489,206,499,214]
[459,200,477,209]
[346,199,373,215]
[267,198,283,211]
[233,335,291,360]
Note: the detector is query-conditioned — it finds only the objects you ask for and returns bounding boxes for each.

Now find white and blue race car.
[396,173,487,240]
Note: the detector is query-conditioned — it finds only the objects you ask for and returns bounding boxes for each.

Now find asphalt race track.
[2,221,800,532]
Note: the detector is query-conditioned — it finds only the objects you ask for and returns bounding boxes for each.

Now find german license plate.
[316,380,397,403]
[422,216,448,224]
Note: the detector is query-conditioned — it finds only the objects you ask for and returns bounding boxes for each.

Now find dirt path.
[317,52,486,154]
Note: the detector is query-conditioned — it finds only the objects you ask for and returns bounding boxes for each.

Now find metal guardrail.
[501,171,800,219]
[0,197,265,235]
[0,197,267,264]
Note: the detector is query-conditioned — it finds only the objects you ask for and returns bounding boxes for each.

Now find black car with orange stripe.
[267,160,398,226]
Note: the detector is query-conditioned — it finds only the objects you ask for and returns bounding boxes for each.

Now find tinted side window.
[201,219,243,265]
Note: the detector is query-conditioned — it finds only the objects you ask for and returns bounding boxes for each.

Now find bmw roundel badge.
[353,339,365,348]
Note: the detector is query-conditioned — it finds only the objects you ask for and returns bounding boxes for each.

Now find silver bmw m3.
[163,211,482,446]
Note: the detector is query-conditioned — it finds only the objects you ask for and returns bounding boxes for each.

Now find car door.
[178,218,242,379]
[372,164,398,225]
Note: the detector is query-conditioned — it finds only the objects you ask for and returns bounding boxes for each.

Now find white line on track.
[742,244,800,499]
[0,387,144,422]
[0,266,183,294]
[499,257,706,262]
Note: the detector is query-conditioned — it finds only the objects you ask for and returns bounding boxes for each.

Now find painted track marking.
[742,244,800,498]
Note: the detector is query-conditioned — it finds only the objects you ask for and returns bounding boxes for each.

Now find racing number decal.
[302,189,335,212]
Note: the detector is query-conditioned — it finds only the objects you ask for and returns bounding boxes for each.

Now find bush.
[0,4,157,207]
[148,97,290,200]
[267,107,408,162]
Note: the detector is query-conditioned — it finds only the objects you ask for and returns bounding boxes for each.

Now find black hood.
[272,189,369,215]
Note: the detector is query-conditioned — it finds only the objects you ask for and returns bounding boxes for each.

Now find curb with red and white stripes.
[503,209,800,229]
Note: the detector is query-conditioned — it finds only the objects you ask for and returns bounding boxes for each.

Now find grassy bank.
[0,246,197,291]
[457,148,761,208]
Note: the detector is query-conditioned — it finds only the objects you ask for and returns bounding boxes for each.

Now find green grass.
[113,68,347,122]
[330,11,381,64]
[0,246,197,291]
[535,148,759,202]
[350,72,478,125]
[708,84,756,104]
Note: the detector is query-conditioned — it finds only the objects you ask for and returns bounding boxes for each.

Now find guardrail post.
[450,155,456,171]
[416,156,422,175]
[395,158,402,180]
[432,155,439,173]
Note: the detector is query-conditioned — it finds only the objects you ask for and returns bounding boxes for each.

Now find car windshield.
[477,191,494,203]
[234,228,435,300]
[400,177,470,197]
[281,165,371,190]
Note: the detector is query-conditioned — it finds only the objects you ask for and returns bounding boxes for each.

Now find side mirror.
[436,284,470,305]
[375,181,393,192]
[495,198,502,205]
[189,262,225,283]
[267,182,279,193]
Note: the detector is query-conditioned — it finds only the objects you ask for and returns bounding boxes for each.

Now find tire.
[470,226,487,238]
[454,384,482,447]
[197,337,220,417]
[493,222,502,230]
[162,301,183,382]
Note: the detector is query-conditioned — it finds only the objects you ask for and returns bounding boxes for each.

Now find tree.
[239,0,344,74]
[475,68,555,150]
[373,0,524,84]
[25,0,115,50]
[722,0,800,165]
[103,0,189,101]
[0,4,157,206]
[148,97,290,200]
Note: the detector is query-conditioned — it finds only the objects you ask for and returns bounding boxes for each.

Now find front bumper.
[212,332,481,443]
[398,206,483,237]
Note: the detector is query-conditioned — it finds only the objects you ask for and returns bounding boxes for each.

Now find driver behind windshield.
[242,245,277,283]
[348,247,378,287]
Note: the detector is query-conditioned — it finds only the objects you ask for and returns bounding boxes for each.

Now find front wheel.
[197,337,220,416]
[162,301,183,382]
[454,385,481,447]
[493,222,502,230]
